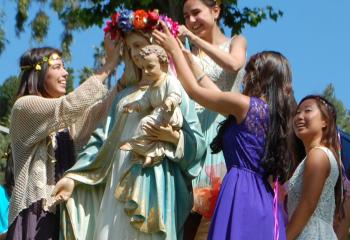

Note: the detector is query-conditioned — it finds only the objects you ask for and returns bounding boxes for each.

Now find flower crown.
[20,53,61,71]
[103,9,179,40]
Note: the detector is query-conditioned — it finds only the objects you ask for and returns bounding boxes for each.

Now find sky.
[0,0,349,109]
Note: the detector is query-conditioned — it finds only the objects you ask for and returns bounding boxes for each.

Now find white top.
[288,146,339,240]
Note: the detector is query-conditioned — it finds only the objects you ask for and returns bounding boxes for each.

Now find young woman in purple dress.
[153,22,296,239]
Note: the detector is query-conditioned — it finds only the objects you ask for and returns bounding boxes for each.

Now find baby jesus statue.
[121,44,183,167]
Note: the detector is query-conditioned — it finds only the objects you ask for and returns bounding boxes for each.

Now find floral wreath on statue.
[103,8,180,40]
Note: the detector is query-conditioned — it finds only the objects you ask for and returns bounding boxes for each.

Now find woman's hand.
[152,21,182,56]
[94,33,123,82]
[178,25,195,41]
[104,33,123,65]
[50,177,75,206]
[144,123,180,145]
[153,22,202,78]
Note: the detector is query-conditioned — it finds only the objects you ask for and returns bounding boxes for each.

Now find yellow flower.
[48,53,60,66]
[35,64,42,71]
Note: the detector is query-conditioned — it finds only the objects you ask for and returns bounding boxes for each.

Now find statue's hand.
[143,123,180,145]
[162,99,173,112]
[50,177,75,207]
[123,102,140,113]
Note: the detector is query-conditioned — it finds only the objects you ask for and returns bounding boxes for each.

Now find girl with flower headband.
[7,36,121,239]
[287,95,342,240]
[178,0,247,238]
[52,8,206,240]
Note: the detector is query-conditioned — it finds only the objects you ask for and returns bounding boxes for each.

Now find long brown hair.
[17,47,62,98]
[297,95,343,215]
[211,51,296,183]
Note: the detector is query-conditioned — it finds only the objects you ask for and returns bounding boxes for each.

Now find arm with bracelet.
[180,38,221,92]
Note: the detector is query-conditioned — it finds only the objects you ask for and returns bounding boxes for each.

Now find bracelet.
[196,72,206,83]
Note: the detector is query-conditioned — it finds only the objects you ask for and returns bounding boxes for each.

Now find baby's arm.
[162,76,182,112]
[163,93,181,112]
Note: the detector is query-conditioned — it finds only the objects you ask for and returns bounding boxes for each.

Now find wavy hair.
[211,51,296,183]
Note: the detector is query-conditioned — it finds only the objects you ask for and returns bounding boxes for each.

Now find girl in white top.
[287,95,343,240]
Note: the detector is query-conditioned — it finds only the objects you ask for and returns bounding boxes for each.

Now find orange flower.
[134,10,148,30]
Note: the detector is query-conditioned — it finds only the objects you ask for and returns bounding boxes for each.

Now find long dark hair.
[17,47,62,98]
[211,51,296,183]
[297,95,343,215]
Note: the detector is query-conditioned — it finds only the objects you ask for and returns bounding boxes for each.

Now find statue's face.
[125,32,150,68]
[139,53,164,82]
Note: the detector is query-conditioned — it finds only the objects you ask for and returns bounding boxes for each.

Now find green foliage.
[0,76,19,126]
[16,0,31,36]
[0,133,10,184]
[0,0,283,57]
[223,5,283,35]
[0,10,7,55]
[31,10,50,42]
[323,84,350,133]
[66,67,74,93]
[79,66,94,85]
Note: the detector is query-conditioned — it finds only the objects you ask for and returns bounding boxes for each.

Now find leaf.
[61,30,73,60]
[16,0,31,36]
[51,0,65,13]
[31,10,50,42]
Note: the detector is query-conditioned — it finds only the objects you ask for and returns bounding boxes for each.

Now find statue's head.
[104,9,179,86]
[137,44,169,82]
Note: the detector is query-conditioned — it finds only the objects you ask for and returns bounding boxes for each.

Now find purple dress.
[208,97,286,239]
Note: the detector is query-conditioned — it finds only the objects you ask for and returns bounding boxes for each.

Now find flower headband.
[20,53,61,71]
[103,9,179,40]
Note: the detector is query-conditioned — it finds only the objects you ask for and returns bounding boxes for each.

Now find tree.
[323,83,350,133]
[66,67,75,93]
[0,76,19,127]
[0,0,283,58]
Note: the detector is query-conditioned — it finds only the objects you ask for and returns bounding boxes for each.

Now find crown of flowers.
[20,53,61,71]
[103,9,179,40]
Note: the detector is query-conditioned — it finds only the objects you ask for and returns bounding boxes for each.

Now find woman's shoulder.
[311,147,338,170]
[305,147,332,176]
[12,95,44,113]
[230,34,247,47]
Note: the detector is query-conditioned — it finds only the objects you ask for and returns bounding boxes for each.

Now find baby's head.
[138,45,169,81]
